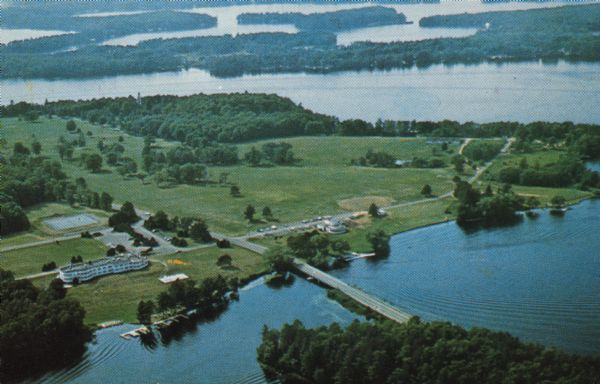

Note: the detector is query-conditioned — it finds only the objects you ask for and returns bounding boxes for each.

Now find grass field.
[485,148,565,175]
[33,246,266,325]
[1,117,462,235]
[0,238,107,277]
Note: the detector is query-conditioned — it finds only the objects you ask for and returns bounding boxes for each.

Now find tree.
[265,247,294,273]
[84,153,103,173]
[551,195,567,208]
[46,278,67,300]
[66,120,77,132]
[421,184,432,197]
[244,205,256,221]
[137,300,155,324]
[367,230,390,258]
[157,291,176,312]
[452,155,465,173]
[216,254,233,268]
[331,240,350,255]
[368,203,380,217]
[31,140,42,155]
[230,185,241,197]
[120,202,138,221]
[0,202,31,235]
[12,142,30,157]
[189,220,212,242]
[100,192,113,211]
[245,146,262,166]
[23,110,39,122]
[262,206,273,219]
[117,158,137,177]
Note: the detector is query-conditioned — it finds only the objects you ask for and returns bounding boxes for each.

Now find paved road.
[16,270,59,281]
[458,138,473,155]
[0,234,82,253]
[295,261,412,323]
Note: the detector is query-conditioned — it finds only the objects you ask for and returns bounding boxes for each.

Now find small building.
[394,160,410,167]
[159,273,190,284]
[59,255,148,283]
[317,219,347,234]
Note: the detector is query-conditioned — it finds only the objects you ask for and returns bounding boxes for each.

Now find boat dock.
[98,320,123,329]
[343,252,376,262]
[120,326,151,340]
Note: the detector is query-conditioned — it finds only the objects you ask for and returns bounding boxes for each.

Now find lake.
[31,277,361,384]
[331,199,600,356]
[3,61,599,124]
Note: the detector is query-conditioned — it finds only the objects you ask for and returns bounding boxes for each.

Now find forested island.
[257,319,600,384]
[237,6,409,31]
[2,4,599,79]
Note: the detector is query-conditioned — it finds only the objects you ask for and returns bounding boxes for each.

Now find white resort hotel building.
[59,254,148,283]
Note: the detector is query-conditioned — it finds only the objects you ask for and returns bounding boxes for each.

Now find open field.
[1,117,462,235]
[33,247,266,325]
[0,238,107,277]
[485,148,565,175]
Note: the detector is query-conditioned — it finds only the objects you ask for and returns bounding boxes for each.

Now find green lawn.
[0,238,107,277]
[485,148,565,176]
[33,246,266,325]
[2,117,463,235]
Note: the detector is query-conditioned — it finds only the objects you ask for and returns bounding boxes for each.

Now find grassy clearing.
[2,117,461,235]
[33,246,266,325]
[0,238,107,277]
[485,149,564,175]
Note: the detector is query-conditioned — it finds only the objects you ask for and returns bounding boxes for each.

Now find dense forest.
[237,6,409,31]
[1,4,598,79]
[0,141,114,235]
[257,318,600,384]
[2,94,337,143]
[0,269,91,382]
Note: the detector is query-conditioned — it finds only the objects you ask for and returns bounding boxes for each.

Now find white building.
[59,255,148,283]
[317,219,347,234]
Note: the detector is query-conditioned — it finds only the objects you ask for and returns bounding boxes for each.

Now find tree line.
[257,318,600,384]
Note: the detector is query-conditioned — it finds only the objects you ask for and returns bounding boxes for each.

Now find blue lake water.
[32,278,360,384]
[331,199,600,356]
[3,61,599,124]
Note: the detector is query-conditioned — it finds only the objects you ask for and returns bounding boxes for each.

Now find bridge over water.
[294,261,412,323]
[219,236,413,323]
